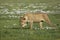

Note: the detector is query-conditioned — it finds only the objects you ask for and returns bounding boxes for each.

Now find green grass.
[0,0,60,40]
[1,26,60,40]
[0,14,60,40]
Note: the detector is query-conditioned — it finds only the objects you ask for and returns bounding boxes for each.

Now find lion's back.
[24,12,46,22]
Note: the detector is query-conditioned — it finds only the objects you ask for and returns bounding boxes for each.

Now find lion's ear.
[20,16,23,18]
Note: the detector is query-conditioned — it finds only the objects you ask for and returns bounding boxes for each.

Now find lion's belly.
[33,18,45,22]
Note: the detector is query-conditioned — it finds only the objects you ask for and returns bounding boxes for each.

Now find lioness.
[20,12,54,29]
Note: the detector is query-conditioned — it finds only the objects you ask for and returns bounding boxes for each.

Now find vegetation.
[0,0,60,40]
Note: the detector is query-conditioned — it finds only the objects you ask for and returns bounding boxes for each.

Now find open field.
[0,0,60,40]
[0,15,60,40]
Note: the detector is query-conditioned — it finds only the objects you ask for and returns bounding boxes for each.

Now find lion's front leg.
[30,21,33,29]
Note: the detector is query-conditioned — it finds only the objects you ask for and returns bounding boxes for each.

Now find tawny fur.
[20,12,54,29]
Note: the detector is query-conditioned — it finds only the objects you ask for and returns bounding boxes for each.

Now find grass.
[1,28,60,40]
[0,0,60,40]
[1,27,60,40]
[0,14,60,40]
